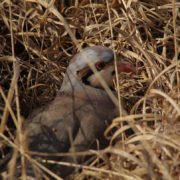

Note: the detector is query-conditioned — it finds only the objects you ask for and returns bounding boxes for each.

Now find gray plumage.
[18,46,134,179]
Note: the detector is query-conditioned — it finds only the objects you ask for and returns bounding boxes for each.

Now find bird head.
[60,46,136,92]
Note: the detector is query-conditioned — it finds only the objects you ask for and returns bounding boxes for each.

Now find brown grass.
[0,0,180,179]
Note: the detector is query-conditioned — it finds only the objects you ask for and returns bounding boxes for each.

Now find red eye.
[95,61,107,71]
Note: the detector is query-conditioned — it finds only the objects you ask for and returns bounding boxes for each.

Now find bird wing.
[27,95,80,155]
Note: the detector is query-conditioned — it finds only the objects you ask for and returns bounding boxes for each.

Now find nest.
[0,0,180,179]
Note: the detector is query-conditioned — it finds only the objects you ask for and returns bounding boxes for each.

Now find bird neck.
[58,71,116,102]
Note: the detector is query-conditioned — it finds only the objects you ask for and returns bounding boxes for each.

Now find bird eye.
[95,61,107,71]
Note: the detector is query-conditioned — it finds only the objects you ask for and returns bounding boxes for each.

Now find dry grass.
[0,0,180,179]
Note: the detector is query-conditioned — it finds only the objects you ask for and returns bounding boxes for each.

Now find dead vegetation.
[0,0,180,179]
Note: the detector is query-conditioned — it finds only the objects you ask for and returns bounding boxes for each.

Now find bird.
[18,46,136,179]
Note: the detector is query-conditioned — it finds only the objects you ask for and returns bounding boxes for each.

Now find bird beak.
[116,61,136,73]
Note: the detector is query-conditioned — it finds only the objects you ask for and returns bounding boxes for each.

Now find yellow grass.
[0,0,180,179]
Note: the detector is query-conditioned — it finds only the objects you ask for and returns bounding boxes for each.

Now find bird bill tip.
[117,61,136,73]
